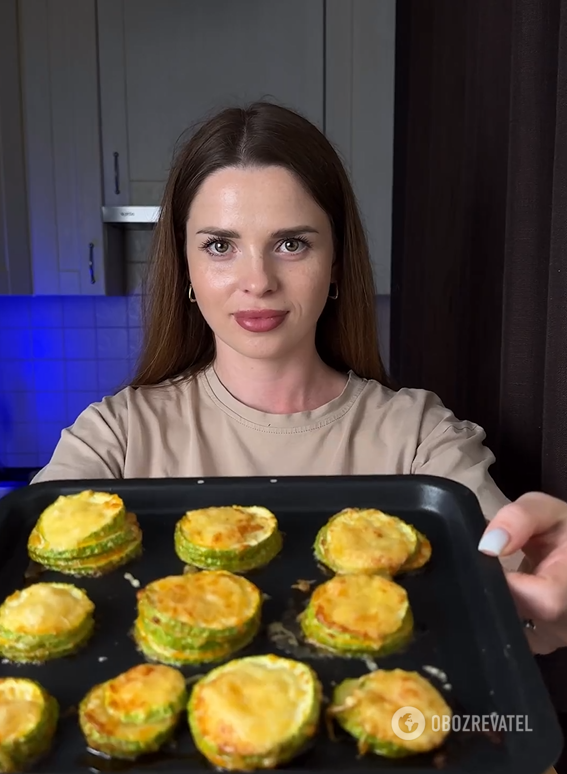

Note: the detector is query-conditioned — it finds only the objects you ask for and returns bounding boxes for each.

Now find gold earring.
[328,282,339,300]
[188,284,197,303]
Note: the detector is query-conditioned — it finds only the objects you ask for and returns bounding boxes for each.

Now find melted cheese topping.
[81,684,173,743]
[0,679,44,743]
[323,509,417,573]
[0,583,93,636]
[52,516,141,569]
[105,665,185,720]
[179,506,276,550]
[37,491,125,550]
[142,571,260,629]
[342,669,452,752]
[312,575,408,642]
[30,512,138,558]
[402,533,432,571]
[192,656,315,754]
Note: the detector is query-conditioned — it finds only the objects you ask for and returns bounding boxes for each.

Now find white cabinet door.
[97,0,325,207]
[19,0,122,295]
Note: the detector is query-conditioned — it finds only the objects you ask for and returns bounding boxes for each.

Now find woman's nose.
[239,255,278,296]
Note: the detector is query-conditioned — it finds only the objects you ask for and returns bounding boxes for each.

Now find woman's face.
[186,165,335,363]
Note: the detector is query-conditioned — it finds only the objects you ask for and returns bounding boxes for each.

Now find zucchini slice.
[133,571,262,666]
[174,505,282,572]
[188,654,322,770]
[29,513,142,578]
[28,511,133,561]
[314,508,427,576]
[29,490,126,554]
[400,531,432,572]
[134,618,259,667]
[299,574,413,657]
[329,668,452,756]
[0,677,59,773]
[79,675,181,760]
[0,582,94,663]
[103,664,187,725]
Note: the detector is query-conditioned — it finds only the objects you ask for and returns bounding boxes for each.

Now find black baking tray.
[0,475,562,774]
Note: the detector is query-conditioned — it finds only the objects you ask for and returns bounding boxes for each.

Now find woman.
[31,101,567,655]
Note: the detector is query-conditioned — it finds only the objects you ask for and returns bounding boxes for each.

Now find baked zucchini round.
[29,490,126,552]
[399,530,431,572]
[0,677,59,773]
[134,570,262,666]
[0,582,94,663]
[31,514,142,577]
[299,574,413,657]
[79,664,186,760]
[103,664,187,725]
[188,654,322,770]
[174,505,282,572]
[27,491,142,577]
[314,508,430,576]
[329,668,452,756]
[134,619,257,667]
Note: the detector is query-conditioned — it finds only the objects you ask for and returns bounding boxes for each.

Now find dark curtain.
[391,0,567,764]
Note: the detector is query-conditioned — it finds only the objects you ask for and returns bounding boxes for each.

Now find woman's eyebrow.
[195,226,319,239]
[272,226,319,238]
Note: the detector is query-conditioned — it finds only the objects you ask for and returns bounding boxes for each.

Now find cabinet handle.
[113,151,120,195]
[88,242,96,284]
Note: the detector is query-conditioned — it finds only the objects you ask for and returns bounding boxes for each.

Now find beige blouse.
[30,365,509,499]
[31,367,523,569]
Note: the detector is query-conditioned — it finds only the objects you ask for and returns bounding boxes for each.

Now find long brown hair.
[131,101,391,388]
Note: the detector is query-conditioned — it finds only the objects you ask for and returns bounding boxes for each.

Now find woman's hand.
[478,492,567,654]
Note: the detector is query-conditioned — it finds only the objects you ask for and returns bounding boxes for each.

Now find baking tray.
[0,475,562,774]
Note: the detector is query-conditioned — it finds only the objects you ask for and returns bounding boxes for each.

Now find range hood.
[102,206,160,224]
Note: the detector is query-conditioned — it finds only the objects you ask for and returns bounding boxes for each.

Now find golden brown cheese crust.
[80,684,172,745]
[0,679,44,743]
[178,506,276,550]
[28,511,137,558]
[139,571,261,630]
[0,583,93,636]
[104,665,185,721]
[339,669,452,753]
[311,575,408,643]
[56,514,141,569]
[34,490,125,551]
[401,534,432,571]
[191,656,316,756]
[321,509,417,574]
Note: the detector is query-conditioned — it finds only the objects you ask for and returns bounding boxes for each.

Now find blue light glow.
[0,295,139,469]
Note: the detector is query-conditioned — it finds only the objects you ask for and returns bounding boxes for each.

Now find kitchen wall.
[0,0,394,471]
[0,228,390,469]
[0,231,151,470]
[0,295,139,470]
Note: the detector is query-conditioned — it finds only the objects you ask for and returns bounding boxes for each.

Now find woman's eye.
[282,239,303,253]
[209,241,229,254]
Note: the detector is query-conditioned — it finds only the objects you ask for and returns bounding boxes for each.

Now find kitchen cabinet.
[3,0,394,296]
[0,0,32,294]
[18,0,122,295]
[96,0,326,208]
[97,0,395,293]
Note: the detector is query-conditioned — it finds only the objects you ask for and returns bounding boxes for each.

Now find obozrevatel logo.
[391,706,426,740]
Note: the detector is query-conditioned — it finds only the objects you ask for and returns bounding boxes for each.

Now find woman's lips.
[233,310,288,332]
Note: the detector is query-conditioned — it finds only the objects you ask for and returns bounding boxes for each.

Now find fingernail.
[478,528,511,556]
